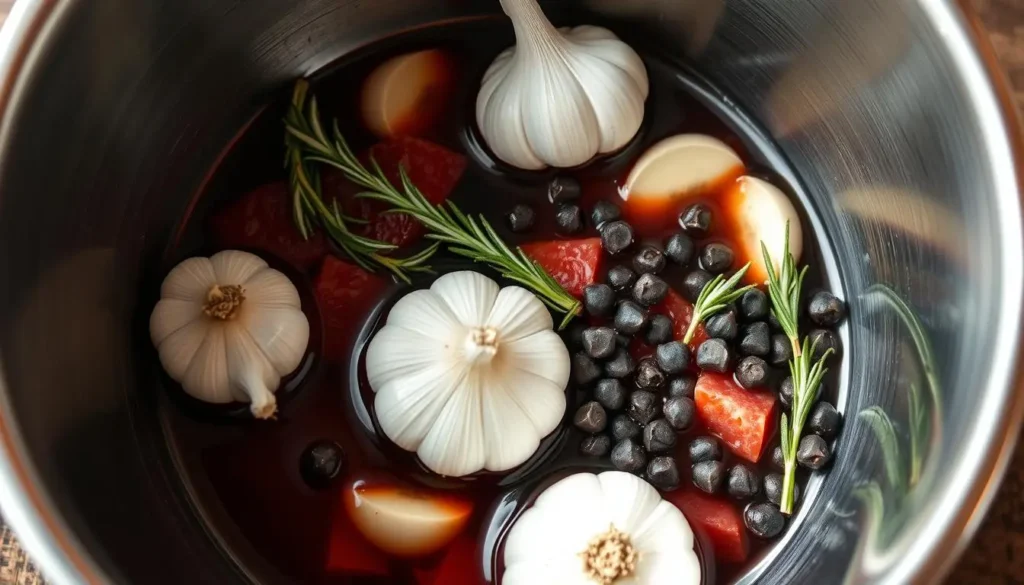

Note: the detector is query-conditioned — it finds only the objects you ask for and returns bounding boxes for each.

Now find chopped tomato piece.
[208,182,328,272]
[656,289,708,350]
[326,503,392,577]
[314,256,389,361]
[324,136,467,247]
[521,237,602,298]
[665,490,749,563]
[695,373,776,462]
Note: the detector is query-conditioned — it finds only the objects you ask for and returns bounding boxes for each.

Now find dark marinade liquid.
[156,17,843,585]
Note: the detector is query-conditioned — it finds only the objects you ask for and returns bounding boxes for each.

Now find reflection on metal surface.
[850,285,943,579]
[583,0,725,56]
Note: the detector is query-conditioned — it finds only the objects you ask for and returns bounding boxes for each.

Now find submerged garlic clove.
[476,0,649,170]
[150,250,310,419]
[361,49,454,139]
[365,271,570,477]
[344,480,473,557]
[724,176,803,284]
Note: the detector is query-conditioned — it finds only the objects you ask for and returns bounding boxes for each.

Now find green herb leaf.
[761,222,806,356]
[286,81,582,327]
[682,263,755,344]
[285,80,436,283]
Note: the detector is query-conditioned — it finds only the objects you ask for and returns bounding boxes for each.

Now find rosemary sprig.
[761,222,807,356]
[762,222,832,515]
[285,81,582,328]
[778,339,834,514]
[683,263,755,344]
[285,80,437,283]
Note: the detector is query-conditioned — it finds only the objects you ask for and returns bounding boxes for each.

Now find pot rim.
[0,1,1019,584]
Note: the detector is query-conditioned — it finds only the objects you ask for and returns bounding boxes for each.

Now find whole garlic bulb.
[365,271,570,477]
[476,0,649,170]
[150,250,310,419]
[503,471,701,585]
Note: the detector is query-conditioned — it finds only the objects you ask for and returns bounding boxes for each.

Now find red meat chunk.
[324,136,467,247]
[656,289,708,350]
[209,181,328,272]
[521,237,603,298]
[695,373,776,462]
[665,490,749,563]
[314,256,389,361]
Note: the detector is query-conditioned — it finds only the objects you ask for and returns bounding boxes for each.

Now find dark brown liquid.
[157,17,843,585]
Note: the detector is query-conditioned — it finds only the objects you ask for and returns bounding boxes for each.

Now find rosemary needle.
[285,80,437,283]
[285,80,582,329]
[683,263,755,344]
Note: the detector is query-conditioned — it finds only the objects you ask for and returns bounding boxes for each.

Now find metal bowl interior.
[0,1,1020,584]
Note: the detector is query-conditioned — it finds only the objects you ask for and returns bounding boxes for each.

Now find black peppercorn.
[645,314,674,345]
[808,328,842,360]
[727,464,760,499]
[604,349,636,379]
[611,414,642,441]
[580,435,612,457]
[683,270,714,302]
[744,503,785,538]
[700,243,734,273]
[594,378,628,411]
[633,273,669,307]
[548,176,581,204]
[808,401,842,441]
[601,220,635,255]
[607,265,637,291]
[635,357,666,390]
[611,438,647,473]
[573,352,603,385]
[633,246,666,275]
[692,460,726,493]
[769,333,792,366]
[627,390,659,425]
[583,284,616,317]
[679,204,712,236]
[705,309,739,341]
[643,419,677,453]
[739,288,769,321]
[573,401,608,434]
[696,338,731,373]
[614,300,648,335]
[555,204,584,234]
[665,232,695,265]
[507,204,535,233]
[655,341,690,374]
[689,436,723,463]
[797,434,832,470]
[591,200,622,228]
[807,291,846,327]
[663,397,695,431]
[735,356,769,389]
[647,456,681,491]
[668,375,697,398]
[739,322,771,356]
[300,440,345,489]
[582,326,617,360]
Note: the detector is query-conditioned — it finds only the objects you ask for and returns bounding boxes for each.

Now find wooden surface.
[0,0,1022,583]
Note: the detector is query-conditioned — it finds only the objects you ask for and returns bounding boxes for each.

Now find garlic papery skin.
[503,471,701,585]
[150,250,310,419]
[365,271,570,477]
[476,0,649,170]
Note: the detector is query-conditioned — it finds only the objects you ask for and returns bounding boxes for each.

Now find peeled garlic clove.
[621,134,744,229]
[344,481,473,557]
[725,175,803,284]
[361,49,453,139]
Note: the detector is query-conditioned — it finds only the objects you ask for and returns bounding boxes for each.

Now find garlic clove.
[240,305,310,375]
[724,175,803,284]
[382,289,462,341]
[417,377,486,477]
[150,298,201,345]
[365,326,447,391]
[361,49,453,139]
[568,26,649,91]
[373,362,462,453]
[160,257,217,302]
[505,473,607,563]
[181,325,232,404]
[477,50,547,170]
[484,286,554,342]
[209,250,268,287]
[344,481,473,558]
[240,268,302,307]
[155,318,208,382]
[597,471,664,530]
[631,504,701,583]
[503,332,571,387]
[622,133,743,202]
[479,369,550,471]
[430,271,499,328]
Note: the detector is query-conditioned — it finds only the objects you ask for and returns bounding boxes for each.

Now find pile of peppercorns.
[542,182,846,512]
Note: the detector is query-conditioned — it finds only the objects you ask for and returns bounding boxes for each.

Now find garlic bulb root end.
[247,383,278,420]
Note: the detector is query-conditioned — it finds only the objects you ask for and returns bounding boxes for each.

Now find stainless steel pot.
[0,0,1019,583]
